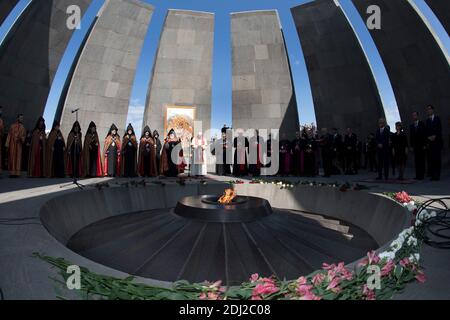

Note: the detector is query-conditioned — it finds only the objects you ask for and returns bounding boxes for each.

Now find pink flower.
[250,273,260,283]
[299,292,322,300]
[297,276,308,286]
[199,293,207,300]
[312,273,326,286]
[252,282,279,298]
[207,292,221,300]
[362,284,376,300]
[415,271,426,283]
[327,269,337,281]
[326,277,341,293]
[381,260,395,277]
[251,295,262,300]
[399,258,410,268]
[359,251,380,267]
[340,269,354,281]
[367,251,380,264]
[322,263,336,271]
[335,262,345,273]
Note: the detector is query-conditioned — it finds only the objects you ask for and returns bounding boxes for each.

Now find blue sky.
[1,0,449,135]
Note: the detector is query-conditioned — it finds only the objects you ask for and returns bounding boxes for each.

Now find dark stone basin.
[174,195,273,223]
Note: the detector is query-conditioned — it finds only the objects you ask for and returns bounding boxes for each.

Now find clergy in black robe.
[21,131,32,172]
[46,121,66,178]
[103,124,121,177]
[138,126,158,177]
[82,121,103,177]
[291,132,302,176]
[279,133,292,176]
[318,128,333,177]
[248,131,262,177]
[121,123,138,178]
[153,130,162,175]
[343,128,357,175]
[215,131,232,176]
[28,117,46,178]
[425,105,443,181]
[409,112,426,180]
[330,128,343,174]
[233,131,249,177]
[303,129,317,177]
[66,121,82,178]
[161,129,183,177]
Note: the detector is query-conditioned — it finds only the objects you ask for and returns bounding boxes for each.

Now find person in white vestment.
[191,132,207,176]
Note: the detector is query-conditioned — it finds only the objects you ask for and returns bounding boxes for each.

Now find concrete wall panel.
[59,0,153,142]
[0,0,92,129]
[144,10,214,138]
[231,10,299,138]
[291,0,385,138]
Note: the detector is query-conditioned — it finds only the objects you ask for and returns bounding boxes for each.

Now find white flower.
[409,253,420,262]
[415,219,423,227]
[406,203,417,212]
[379,251,396,261]
[417,209,428,221]
[407,237,418,246]
[390,239,402,252]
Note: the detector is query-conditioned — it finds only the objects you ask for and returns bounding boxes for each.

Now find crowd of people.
[0,105,445,181]
[0,109,186,179]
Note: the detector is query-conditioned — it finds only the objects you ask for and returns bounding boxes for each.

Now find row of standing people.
[2,113,188,178]
[214,105,443,181]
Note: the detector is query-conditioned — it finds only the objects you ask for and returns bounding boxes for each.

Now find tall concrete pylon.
[144,9,214,139]
[0,0,92,129]
[59,0,154,144]
[231,10,300,139]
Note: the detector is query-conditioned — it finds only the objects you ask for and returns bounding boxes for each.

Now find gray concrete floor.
[1,168,449,300]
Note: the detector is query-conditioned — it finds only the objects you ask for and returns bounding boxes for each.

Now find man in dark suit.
[409,111,426,180]
[375,118,391,180]
[425,105,442,181]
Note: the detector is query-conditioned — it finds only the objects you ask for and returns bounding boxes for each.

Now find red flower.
[394,191,412,204]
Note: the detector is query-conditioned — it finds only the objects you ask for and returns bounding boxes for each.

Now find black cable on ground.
[417,197,450,249]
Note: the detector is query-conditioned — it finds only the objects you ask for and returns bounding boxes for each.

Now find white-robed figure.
[191,132,207,176]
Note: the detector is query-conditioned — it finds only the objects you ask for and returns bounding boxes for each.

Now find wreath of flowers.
[36,190,427,300]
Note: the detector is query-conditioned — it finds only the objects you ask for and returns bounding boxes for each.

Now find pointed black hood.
[107,123,118,137]
[141,125,152,138]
